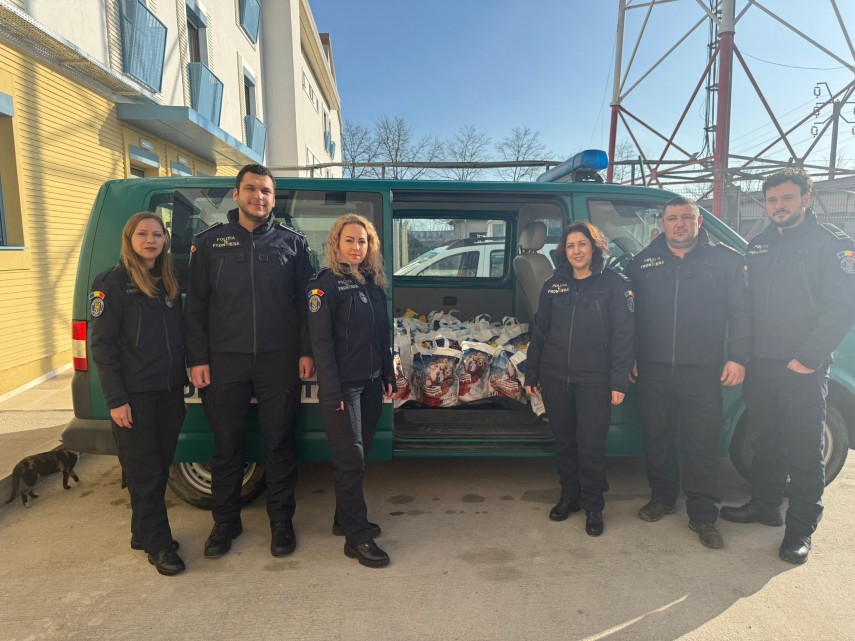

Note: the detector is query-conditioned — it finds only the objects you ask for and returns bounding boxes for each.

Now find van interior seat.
[513,221,552,321]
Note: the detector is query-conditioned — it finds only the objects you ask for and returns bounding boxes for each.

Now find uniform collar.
[227,208,275,235]
[649,226,713,259]
[757,208,818,243]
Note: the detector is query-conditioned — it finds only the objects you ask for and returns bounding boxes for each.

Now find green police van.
[62,159,855,507]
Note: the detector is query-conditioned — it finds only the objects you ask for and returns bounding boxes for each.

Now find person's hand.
[337,401,345,411]
[629,362,638,383]
[190,364,211,389]
[525,385,539,396]
[110,404,133,428]
[611,391,625,406]
[299,356,315,380]
[720,361,745,386]
[787,359,815,374]
[385,383,395,398]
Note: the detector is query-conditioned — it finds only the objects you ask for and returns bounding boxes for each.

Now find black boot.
[549,498,581,522]
[270,520,296,557]
[585,511,604,537]
[720,500,783,526]
[332,517,382,538]
[779,529,811,564]
[148,548,186,576]
[204,519,243,558]
[344,539,390,568]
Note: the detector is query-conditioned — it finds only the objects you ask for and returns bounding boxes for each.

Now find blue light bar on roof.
[537,149,609,183]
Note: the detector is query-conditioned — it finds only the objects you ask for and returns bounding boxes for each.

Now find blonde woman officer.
[307,213,396,568]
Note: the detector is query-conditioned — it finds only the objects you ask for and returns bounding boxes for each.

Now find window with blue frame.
[119,0,167,92]
[239,0,261,44]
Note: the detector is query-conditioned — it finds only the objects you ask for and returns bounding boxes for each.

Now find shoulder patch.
[89,290,106,317]
[837,250,855,274]
[624,289,635,312]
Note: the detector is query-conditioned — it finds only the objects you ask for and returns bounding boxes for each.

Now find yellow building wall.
[0,42,237,394]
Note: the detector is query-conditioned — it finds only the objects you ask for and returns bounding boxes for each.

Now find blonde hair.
[325,213,388,290]
[119,212,180,300]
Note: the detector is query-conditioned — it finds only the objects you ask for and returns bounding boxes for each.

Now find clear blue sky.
[310,1,855,167]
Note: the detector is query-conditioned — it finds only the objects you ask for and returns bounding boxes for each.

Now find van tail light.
[72,321,88,371]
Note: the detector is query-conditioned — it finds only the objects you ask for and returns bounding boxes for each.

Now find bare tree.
[340,119,378,178]
[611,139,639,184]
[372,114,444,180]
[495,126,551,181]
[442,124,492,181]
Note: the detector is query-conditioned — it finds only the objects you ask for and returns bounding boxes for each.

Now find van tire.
[167,462,266,509]
[729,404,849,487]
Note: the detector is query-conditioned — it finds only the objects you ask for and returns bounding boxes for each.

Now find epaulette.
[713,242,742,256]
[604,267,630,280]
[820,223,852,242]
[308,267,330,282]
[193,222,223,238]
[276,222,306,237]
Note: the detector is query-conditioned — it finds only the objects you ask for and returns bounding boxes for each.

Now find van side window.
[148,188,382,289]
[393,217,509,279]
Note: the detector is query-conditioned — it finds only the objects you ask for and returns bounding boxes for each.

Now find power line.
[740,51,849,71]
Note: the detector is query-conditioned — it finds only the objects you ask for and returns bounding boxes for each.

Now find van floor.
[393,399,551,440]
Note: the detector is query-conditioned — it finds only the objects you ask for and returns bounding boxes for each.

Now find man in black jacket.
[720,169,855,564]
[627,197,751,549]
[184,164,315,559]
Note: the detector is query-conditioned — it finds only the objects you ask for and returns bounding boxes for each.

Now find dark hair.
[556,221,608,272]
[235,163,275,190]
[762,168,812,197]
[663,196,700,217]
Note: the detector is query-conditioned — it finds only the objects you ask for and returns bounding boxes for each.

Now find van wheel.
[729,405,849,486]
[167,462,266,509]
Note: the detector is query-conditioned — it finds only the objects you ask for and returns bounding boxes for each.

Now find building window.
[129,166,146,178]
[118,0,167,92]
[238,0,261,44]
[185,0,208,64]
[243,72,256,117]
[302,69,319,113]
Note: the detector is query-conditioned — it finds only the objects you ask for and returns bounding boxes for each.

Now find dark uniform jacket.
[526,264,635,393]
[746,210,855,369]
[89,265,185,409]
[184,209,314,369]
[306,267,395,408]
[626,227,751,368]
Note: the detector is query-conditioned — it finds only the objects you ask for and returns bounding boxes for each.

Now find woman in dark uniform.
[90,212,187,575]
[307,213,396,568]
[525,221,634,536]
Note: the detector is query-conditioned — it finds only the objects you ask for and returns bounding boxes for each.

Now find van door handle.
[443,296,457,305]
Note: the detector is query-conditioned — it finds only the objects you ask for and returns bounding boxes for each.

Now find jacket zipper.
[215,256,225,289]
[366,284,376,378]
[135,301,142,348]
[757,247,781,358]
[671,263,681,367]
[250,237,257,356]
[800,262,816,309]
[345,296,354,352]
[162,294,173,393]
[566,288,577,384]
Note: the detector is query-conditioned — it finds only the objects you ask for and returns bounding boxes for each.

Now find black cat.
[5,449,80,507]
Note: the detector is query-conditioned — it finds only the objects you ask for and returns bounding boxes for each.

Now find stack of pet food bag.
[392,310,545,416]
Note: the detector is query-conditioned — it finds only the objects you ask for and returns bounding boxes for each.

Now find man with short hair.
[184,164,315,559]
[720,168,855,564]
[627,196,751,548]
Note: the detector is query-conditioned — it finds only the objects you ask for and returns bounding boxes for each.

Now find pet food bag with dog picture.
[457,341,497,403]
[489,347,524,402]
[418,344,462,408]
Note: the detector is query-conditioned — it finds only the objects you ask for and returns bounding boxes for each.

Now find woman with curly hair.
[525,221,635,537]
[307,213,396,568]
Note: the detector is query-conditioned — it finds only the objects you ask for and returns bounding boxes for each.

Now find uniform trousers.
[321,377,382,546]
[541,379,612,512]
[112,389,185,554]
[203,351,300,524]
[744,359,827,536]
[635,362,723,523]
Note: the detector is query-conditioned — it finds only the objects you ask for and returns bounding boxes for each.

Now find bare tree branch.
[442,125,492,180]
[495,126,552,181]
[340,119,378,178]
